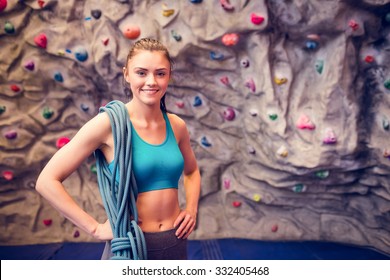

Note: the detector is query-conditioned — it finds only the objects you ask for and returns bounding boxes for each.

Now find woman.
[36,38,201,260]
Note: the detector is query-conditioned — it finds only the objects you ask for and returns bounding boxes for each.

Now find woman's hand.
[92,219,113,241]
[174,209,197,239]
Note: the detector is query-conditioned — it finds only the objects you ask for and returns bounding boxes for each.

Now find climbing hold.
[190,0,202,3]
[34,33,47,49]
[240,58,250,68]
[123,25,141,40]
[171,30,182,41]
[348,19,359,31]
[315,170,329,179]
[386,13,390,23]
[315,60,324,74]
[4,130,17,140]
[220,76,230,86]
[84,16,92,21]
[91,9,102,19]
[383,117,389,131]
[209,51,224,61]
[276,145,288,157]
[247,146,256,154]
[24,60,35,71]
[223,178,230,189]
[253,194,261,202]
[296,114,315,130]
[251,13,264,25]
[57,49,65,56]
[365,55,374,63]
[384,80,390,90]
[74,46,88,62]
[38,0,45,8]
[232,201,241,207]
[90,164,97,174]
[384,149,390,159]
[43,219,52,226]
[245,78,256,92]
[73,230,80,238]
[201,136,212,147]
[42,106,54,119]
[2,170,13,181]
[268,113,278,121]
[0,105,6,115]
[305,40,318,50]
[53,71,63,82]
[175,101,185,108]
[249,109,258,117]
[80,103,89,112]
[10,84,21,92]
[223,107,236,121]
[220,0,234,11]
[56,137,70,149]
[292,184,305,193]
[102,38,109,46]
[193,96,202,107]
[222,33,239,46]
[162,3,174,17]
[0,0,7,12]
[4,21,15,34]
[323,128,337,144]
[274,77,287,85]
[271,224,278,232]
[65,48,72,54]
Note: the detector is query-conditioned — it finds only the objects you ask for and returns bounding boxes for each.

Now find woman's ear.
[123,67,129,83]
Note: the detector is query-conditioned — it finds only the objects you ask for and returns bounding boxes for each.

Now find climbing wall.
[1,0,390,255]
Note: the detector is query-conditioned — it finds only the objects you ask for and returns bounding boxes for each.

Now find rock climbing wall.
[1,0,390,255]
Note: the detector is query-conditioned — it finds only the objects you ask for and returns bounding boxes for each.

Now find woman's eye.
[136,71,146,76]
[157,72,166,77]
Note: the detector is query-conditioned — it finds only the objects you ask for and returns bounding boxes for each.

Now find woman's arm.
[36,112,113,240]
[171,115,201,239]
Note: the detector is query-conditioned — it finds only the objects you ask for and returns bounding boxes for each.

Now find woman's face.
[123,50,171,108]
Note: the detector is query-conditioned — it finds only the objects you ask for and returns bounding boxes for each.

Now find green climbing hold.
[315,170,329,179]
[315,60,324,74]
[269,114,278,121]
[292,184,305,193]
[90,164,97,174]
[385,13,390,23]
[0,105,6,115]
[42,106,54,119]
[384,80,390,90]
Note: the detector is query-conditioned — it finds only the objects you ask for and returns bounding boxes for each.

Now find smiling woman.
[35,38,201,260]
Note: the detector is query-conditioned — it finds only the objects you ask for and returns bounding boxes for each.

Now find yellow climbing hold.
[274,77,287,85]
[253,194,261,202]
[162,4,174,17]
[57,49,65,56]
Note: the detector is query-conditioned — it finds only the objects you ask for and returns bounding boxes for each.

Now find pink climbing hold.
[220,0,234,11]
[232,201,241,207]
[56,137,70,149]
[220,76,230,85]
[296,114,315,130]
[245,78,256,93]
[223,107,236,121]
[5,130,17,140]
[2,170,13,181]
[34,33,47,49]
[323,128,337,144]
[43,219,52,226]
[0,0,7,12]
[348,19,359,31]
[223,178,231,189]
[271,224,278,232]
[222,33,239,46]
[175,101,185,108]
[251,13,264,25]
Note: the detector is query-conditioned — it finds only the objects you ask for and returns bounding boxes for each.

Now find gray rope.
[94,100,147,260]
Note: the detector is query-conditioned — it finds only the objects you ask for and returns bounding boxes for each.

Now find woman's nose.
[146,74,157,85]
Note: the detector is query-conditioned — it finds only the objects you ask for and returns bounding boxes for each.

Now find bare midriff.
[136,188,180,233]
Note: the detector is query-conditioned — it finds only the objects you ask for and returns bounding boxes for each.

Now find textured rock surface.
[1,0,390,255]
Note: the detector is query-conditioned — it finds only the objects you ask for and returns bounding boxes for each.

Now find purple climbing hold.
[323,128,337,144]
[91,9,102,19]
[240,58,250,68]
[223,107,236,121]
[24,60,35,71]
[245,78,256,93]
[5,130,17,140]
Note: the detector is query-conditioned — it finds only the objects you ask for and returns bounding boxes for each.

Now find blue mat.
[1,239,389,260]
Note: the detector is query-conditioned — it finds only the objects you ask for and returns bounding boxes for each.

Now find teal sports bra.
[108,112,184,193]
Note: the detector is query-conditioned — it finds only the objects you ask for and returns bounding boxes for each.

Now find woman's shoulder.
[166,112,186,128]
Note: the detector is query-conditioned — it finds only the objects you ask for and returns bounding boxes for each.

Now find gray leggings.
[101,228,187,260]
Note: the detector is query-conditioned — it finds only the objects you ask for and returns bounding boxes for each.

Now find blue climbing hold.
[193,96,202,107]
[210,51,224,61]
[74,46,88,62]
[201,136,212,147]
[190,0,202,3]
[305,40,318,50]
[54,71,63,82]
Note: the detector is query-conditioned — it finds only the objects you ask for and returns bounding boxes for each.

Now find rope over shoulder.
[94,100,147,260]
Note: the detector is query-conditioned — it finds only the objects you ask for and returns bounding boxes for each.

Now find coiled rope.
[94,100,147,260]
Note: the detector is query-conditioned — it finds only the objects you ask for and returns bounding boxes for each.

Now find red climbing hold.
[364,55,374,63]
[38,0,45,8]
[271,224,278,232]
[10,84,21,92]
[43,219,52,226]
[232,201,242,207]
[56,137,70,149]
[0,0,7,12]
[2,170,13,181]
[222,33,239,46]
[251,13,264,25]
[348,20,359,31]
[102,38,109,46]
[34,33,47,49]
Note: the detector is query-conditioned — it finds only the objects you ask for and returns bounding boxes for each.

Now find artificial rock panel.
[1,0,390,255]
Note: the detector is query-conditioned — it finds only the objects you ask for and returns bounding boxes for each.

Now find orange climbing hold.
[123,25,141,40]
